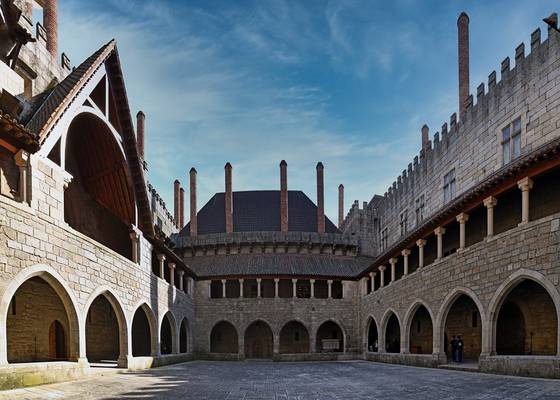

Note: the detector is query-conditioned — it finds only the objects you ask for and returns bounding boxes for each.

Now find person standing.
[457,335,464,363]
[450,336,458,362]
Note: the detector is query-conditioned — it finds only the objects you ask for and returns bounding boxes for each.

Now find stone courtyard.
[2,361,560,400]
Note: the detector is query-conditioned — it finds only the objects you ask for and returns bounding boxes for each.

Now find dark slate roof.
[185,254,373,278]
[181,190,340,236]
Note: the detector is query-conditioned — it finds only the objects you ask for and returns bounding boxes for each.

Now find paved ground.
[2,361,560,399]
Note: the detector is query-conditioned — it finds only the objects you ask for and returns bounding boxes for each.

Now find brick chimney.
[173,179,180,228]
[316,162,325,234]
[224,162,233,233]
[338,184,344,229]
[43,0,58,57]
[25,1,33,19]
[179,187,185,229]
[458,11,470,119]
[421,124,430,151]
[189,168,197,237]
[280,160,288,232]
[136,111,145,160]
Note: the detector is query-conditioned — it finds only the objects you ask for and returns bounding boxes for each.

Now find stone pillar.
[401,249,410,276]
[274,278,279,298]
[327,280,333,298]
[378,266,386,288]
[434,227,446,260]
[256,278,262,297]
[518,177,533,224]
[43,0,58,57]
[14,150,29,204]
[416,239,426,268]
[157,254,166,278]
[239,279,244,298]
[280,160,288,232]
[389,258,397,283]
[316,162,325,233]
[361,277,368,296]
[310,279,315,298]
[190,168,198,236]
[221,279,226,298]
[225,162,233,233]
[456,212,469,250]
[178,270,184,291]
[484,196,498,237]
[169,263,176,287]
[369,272,376,292]
[129,231,140,264]
[292,279,297,298]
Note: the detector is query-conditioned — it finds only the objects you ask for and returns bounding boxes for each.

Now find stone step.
[439,363,480,373]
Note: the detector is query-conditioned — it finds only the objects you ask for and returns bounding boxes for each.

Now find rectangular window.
[400,210,408,236]
[381,228,388,251]
[443,168,456,203]
[415,195,425,225]
[502,117,522,165]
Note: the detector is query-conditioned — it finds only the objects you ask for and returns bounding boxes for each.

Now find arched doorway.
[496,279,558,355]
[132,306,153,357]
[244,321,273,359]
[316,321,344,352]
[444,294,482,361]
[385,313,400,353]
[85,295,120,363]
[6,276,78,363]
[180,319,189,353]
[160,312,175,355]
[210,321,238,353]
[409,305,433,354]
[367,317,378,352]
[279,321,310,353]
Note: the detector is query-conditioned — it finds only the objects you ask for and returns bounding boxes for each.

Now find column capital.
[378,265,386,272]
[456,212,469,223]
[401,249,411,257]
[517,176,533,191]
[157,253,166,262]
[14,149,29,167]
[369,271,376,278]
[274,278,280,283]
[178,270,185,277]
[292,278,297,283]
[256,278,262,283]
[129,231,140,240]
[239,278,244,283]
[327,279,333,284]
[221,278,226,283]
[416,238,427,247]
[168,262,176,270]
[483,196,498,208]
[434,226,446,236]
[310,279,315,283]
[389,257,397,266]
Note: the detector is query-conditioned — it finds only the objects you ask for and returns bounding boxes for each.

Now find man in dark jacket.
[450,336,458,362]
[457,335,464,363]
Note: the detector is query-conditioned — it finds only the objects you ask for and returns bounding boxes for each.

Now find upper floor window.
[415,194,425,225]
[443,168,456,203]
[381,227,388,251]
[501,117,521,165]
[399,210,408,236]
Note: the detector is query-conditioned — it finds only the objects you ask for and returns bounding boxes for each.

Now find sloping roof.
[180,190,340,236]
[186,254,373,279]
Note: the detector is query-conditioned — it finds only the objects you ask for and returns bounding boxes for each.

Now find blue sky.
[56,0,557,223]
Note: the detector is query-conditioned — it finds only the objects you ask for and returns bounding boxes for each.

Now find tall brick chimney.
[316,162,325,234]
[189,168,197,237]
[43,0,58,57]
[280,160,288,232]
[25,1,33,19]
[421,124,430,151]
[179,187,185,229]
[173,179,180,228]
[338,184,344,229]
[458,11,470,119]
[225,162,233,233]
[136,111,145,160]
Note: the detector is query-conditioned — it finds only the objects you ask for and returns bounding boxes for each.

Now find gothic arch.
[364,315,379,352]
[380,309,401,353]
[130,302,157,357]
[279,320,310,354]
[403,300,435,354]
[315,318,346,353]
[159,311,178,355]
[210,320,238,354]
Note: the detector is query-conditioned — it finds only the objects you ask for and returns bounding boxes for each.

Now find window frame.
[501,116,522,166]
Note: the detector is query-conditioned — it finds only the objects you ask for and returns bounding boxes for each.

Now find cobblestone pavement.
[2,361,560,400]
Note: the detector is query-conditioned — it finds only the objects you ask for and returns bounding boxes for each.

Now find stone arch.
[159,311,178,355]
[381,309,401,353]
[316,319,345,353]
[244,320,273,359]
[0,264,81,363]
[130,303,157,357]
[365,315,379,352]
[83,287,128,365]
[279,320,310,354]
[487,269,560,356]
[179,318,190,353]
[403,300,435,355]
[436,287,485,361]
[210,320,238,354]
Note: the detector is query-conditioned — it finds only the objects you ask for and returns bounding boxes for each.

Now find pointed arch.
[179,318,190,354]
[380,309,401,354]
[130,303,157,357]
[316,319,346,353]
[403,300,435,354]
[365,315,379,352]
[159,311,178,355]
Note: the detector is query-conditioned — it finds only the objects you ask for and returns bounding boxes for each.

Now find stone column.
[361,277,368,296]
[14,150,29,204]
[517,177,533,224]
[129,231,140,263]
[378,266,386,288]
[157,254,166,279]
[239,279,244,298]
[178,270,184,291]
[327,280,333,298]
[434,227,446,260]
[369,272,376,292]
[456,213,469,250]
[401,250,410,276]
[221,279,226,298]
[292,279,297,298]
[416,239,426,268]
[310,279,315,298]
[483,196,498,237]
[256,278,262,297]
[169,263,176,287]
[274,278,279,298]
[389,258,397,283]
